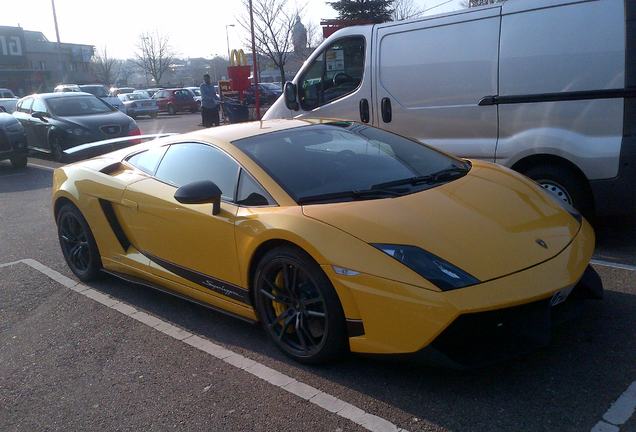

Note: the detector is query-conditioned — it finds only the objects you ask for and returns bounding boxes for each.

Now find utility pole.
[51,0,65,84]
[248,0,260,119]
[225,24,235,61]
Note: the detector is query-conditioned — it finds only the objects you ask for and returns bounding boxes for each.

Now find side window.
[155,143,240,201]
[126,146,168,174]
[20,98,34,113]
[298,36,365,111]
[236,169,275,206]
[31,98,48,114]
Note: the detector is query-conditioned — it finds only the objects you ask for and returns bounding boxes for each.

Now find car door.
[29,97,52,150]
[118,142,245,302]
[291,30,374,124]
[374,6,501,160]
[153,91,167,111]
[13,97,36,148]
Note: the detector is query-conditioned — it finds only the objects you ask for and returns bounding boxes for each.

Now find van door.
[292,27,373,124]
[374,7,501,160]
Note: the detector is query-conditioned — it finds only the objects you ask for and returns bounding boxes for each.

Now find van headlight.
[372,244,480,291]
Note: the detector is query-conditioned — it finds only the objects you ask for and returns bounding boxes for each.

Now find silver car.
[117,93,158,119]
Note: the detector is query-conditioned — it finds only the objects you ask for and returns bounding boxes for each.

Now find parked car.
[145,88,163,98]
[266,0,635,218]
[54,84,125,112]
[0,98,18,113]
[110,87,135,96]
[185,86,202,107]
[51,119,602,366]
[13,92,140,161]
[152,88,199,115]
[118,93,158,118]
[0,88,16,98]
[133,90,152,99]
[0,108,28,168]
[245,83,282,105]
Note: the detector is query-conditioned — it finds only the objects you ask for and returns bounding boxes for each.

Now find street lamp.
[225,24,235,61]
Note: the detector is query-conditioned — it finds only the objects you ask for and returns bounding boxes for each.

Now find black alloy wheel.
[50,135,64,162]
[56,204,101,281]
[10,154,27,169]
[254,247,347,363]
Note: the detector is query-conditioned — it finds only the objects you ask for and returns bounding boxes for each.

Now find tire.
[522,164,593,217]
[56,204,102,281]
[167,105,176,115]
[10,154,27,169]
[253,246,347,364]
[150,112,158,119]
[49,135,65,162]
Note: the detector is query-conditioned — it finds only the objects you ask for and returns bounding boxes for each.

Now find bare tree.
[116,60,137,86]
[392,0,424,21]
[92,47,118,86]
[134,31,175,86]
[305,20,323,49]
[237,0,302,84]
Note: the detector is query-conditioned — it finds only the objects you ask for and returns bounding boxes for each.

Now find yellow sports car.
[52,119,603,366]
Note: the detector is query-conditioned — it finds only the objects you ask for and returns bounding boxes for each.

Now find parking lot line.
[1,258,408,432]
[591,259,636,272]
[591,381,636,432]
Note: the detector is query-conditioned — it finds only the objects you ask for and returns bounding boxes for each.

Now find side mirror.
[32,111,49,121]
[284,82,299,111]
[174,180,222,215]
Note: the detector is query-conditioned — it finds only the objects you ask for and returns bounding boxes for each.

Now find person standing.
[200,74,220,127]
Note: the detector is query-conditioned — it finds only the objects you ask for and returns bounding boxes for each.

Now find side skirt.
[101,269,258,325]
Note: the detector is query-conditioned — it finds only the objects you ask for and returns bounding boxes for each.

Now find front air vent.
[98,199,131,251]
[100,162,124,175]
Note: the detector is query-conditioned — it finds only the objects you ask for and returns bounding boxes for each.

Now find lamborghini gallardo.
[52,119,603,366]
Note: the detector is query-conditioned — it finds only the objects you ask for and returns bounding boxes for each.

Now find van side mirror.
[174,180,222,215]
[284,82,299,111]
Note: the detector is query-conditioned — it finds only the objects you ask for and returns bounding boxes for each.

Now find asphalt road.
[1,115,636,431]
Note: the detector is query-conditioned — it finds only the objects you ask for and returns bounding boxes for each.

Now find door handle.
[381,97,392,123]
[121,198,138,210]
[359,98,369,123]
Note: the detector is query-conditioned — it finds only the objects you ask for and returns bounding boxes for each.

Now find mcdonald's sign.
[227,48,251,92]
[229,49,248,67]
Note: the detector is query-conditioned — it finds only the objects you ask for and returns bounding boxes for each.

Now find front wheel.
[149,112,158,119]
[56,204,102,281]
[254,246,347,364]
[10,154,27,169]
[49,135,65,162]
[167,105,176,115]
[523,164,593,217]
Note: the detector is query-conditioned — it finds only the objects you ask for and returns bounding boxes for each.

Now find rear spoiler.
[63,133,176,160]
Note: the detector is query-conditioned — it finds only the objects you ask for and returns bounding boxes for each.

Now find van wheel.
[522,165,593,217]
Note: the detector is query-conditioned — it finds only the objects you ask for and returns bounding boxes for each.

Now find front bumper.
[327,219,599,361]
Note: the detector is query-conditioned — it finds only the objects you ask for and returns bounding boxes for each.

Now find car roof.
[25,92,95,99]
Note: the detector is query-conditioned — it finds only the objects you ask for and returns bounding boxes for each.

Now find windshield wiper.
[370,165,470,190]
[298,188,402,205]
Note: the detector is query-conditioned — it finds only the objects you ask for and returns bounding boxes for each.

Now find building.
[0,26,95,96]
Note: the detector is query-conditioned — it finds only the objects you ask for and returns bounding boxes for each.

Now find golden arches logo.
[229,49,247,66]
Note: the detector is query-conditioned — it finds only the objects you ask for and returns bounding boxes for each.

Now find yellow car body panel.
[51,119,597,356]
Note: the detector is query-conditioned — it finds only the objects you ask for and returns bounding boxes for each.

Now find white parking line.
[591,381,636,432]
[591,259,636,272]
[2,258,408,432]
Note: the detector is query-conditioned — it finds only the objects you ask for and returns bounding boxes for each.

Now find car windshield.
[234,123,469,204]
[261,83,281,92]
[79,85,109,97]
[126,93,145,100]
[190,88,201,96]
[47,96,114,116]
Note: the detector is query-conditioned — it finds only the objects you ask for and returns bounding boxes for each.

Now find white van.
[265,0,635,217]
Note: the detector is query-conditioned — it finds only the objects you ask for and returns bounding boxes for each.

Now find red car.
[152,88,199,115]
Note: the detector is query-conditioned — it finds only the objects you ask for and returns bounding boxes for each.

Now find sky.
[3,0,464,60]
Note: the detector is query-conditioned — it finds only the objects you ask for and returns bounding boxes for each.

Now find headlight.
[70,128,90,136]
[372,244,480,291]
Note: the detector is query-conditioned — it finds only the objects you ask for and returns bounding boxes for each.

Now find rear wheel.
[522,164,593,217]
[167,104,176,115]
[10,154,27,169]
[150,112,158,119]
[254,246,347,363]
[56,204,102,281]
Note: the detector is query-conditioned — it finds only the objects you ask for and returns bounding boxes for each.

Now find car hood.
[302,161,582,283]
[57,111,131,131]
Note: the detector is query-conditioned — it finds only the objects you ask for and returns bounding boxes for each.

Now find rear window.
[126,146,168,174]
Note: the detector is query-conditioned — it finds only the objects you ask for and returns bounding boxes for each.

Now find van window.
[298,36,365,111]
